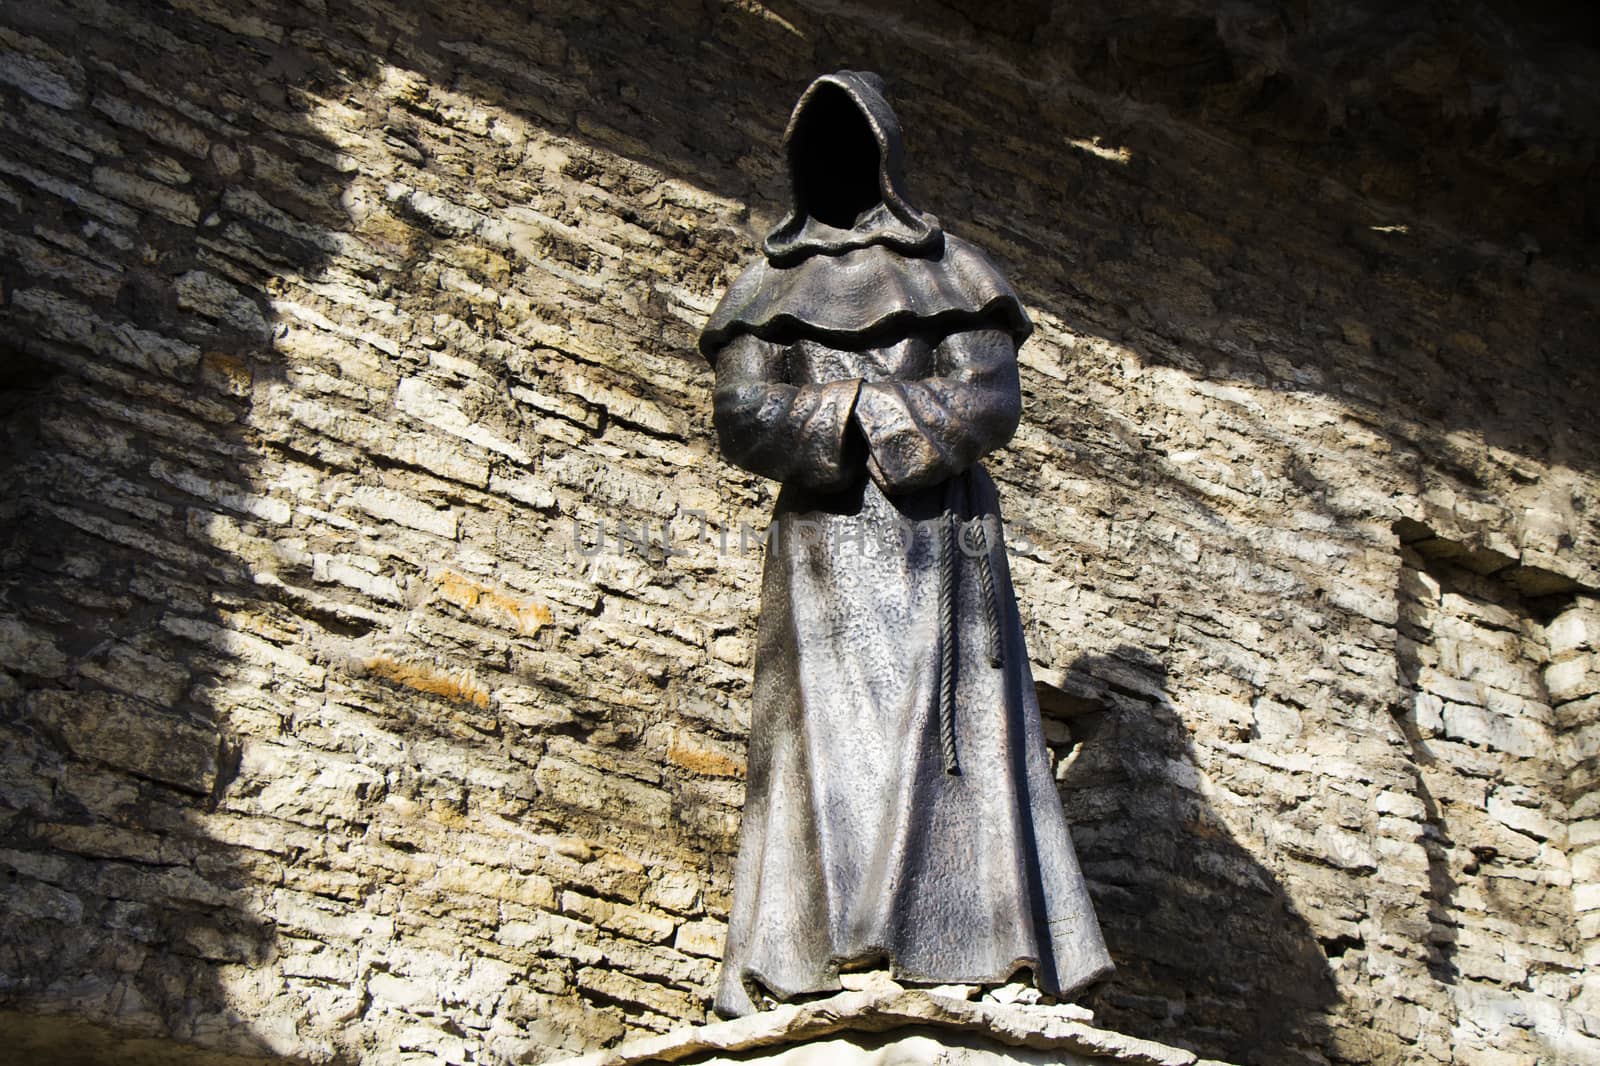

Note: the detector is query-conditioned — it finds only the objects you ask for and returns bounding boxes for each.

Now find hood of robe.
[761,71,943,265]
[699,71,1031,361]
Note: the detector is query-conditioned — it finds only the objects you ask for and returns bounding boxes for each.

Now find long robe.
[701,70,1113,1019]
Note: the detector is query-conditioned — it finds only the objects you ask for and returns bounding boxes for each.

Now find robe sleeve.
[851,327,1022,493]
[711,332,864,490]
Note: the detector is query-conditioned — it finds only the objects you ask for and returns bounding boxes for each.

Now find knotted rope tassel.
[938,511,960,775]
[964,516,1004,668]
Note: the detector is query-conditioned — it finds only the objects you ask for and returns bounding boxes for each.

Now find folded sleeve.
[711,332,864,489]
[851,328,1022,493]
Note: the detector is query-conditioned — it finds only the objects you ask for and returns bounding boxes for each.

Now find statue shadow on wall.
[1042,648,1337,1066]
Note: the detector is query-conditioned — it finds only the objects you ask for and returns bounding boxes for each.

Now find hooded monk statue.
[699,70,1114,1019]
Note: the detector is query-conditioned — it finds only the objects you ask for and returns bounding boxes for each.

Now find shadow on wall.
[1044,649,1336,1066]
[0,0,366,1059]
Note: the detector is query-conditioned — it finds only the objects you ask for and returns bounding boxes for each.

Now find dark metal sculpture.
[700,71,1113,1018]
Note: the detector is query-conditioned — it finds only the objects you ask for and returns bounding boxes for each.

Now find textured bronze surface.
[700,71,1114,1019]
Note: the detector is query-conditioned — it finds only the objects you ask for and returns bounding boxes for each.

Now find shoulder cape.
[698,235,1033,361]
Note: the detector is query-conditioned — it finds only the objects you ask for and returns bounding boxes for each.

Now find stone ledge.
[551,989,1236,1066]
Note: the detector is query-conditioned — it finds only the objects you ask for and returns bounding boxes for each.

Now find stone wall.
[1,2,1597,1065]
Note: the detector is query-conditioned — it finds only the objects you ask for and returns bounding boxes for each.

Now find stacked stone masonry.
[0,2,1597,1065]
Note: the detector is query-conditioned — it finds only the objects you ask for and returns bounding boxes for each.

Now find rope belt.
[937,513,959,774]
[936,501,1004,776]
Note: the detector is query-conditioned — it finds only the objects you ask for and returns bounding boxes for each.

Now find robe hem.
[716,954,1115,1018]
